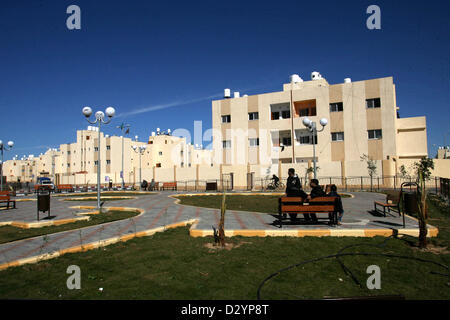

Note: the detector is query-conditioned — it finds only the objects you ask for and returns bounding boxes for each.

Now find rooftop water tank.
[344,78,352,83]
[224,88,231,98]
[290,74,303,83]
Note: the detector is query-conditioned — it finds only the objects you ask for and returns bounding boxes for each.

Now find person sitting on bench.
[327,184,344,225]
[306,179,326,222]
[285,168,307,221]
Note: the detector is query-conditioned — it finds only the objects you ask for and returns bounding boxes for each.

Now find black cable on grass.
[256,235,450,300]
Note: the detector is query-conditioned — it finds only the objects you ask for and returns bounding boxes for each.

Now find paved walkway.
[0,192,435,270]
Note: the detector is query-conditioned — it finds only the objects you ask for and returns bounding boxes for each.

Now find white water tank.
[311,71,322,80]
[224,88,231,98]
[344,78,352,83]
[151,132,155,136]
[290,74,303,83]
[234,92,240,98]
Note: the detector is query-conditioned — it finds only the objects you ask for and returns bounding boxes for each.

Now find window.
[249,138,259,147]
[149,141,153,144]
[94,147,99,151]
[181,162,184,168]
[331,132,345,141]
[281,110,290,119]
[221,115,231,123]
[330,102,343,112]
[299,136,310,144]
[106,160,111,164]
[86,136,90,140]
[67,151,71,155]
[106,146,111,150]
[271,111,280,120]
[282,137,292,147]
[159,151,163,156]
[67,163,70,167]
[94,161,99,165]
[222,140,231,149]
[366,98,381,109]
[248,112,259,120]
[368,129,382,140]
[156,163,161,168]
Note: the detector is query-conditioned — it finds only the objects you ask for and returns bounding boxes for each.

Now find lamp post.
[82,106,115,210]
[131,136,146,190]
[302,117,328,179]
[116,123,130,190]
[0,140,14,191]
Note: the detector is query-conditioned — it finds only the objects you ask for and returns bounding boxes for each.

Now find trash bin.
[403,192,419,215]
[37,188,51,221]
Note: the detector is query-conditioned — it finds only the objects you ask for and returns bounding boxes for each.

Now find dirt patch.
[412,244,450,255]
[204,241,252,252]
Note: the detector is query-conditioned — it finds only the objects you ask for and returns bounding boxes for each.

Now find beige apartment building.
[211,73,440,186]
[3,127,213,186]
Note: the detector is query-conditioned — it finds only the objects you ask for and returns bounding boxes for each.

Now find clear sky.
[1,0,449,160]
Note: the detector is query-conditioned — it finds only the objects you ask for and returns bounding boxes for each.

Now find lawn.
[0,210,140,244]
[0,195,448,300]
[174,193,351,214]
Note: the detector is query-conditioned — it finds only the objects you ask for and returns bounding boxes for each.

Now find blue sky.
[0,0,449,160]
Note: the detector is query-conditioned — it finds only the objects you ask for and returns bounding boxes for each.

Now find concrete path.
[0,192,433,270]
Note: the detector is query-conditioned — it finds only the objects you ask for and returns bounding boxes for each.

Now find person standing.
[285,168,307,221]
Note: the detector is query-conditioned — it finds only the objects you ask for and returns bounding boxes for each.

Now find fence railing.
[4,176,449,196]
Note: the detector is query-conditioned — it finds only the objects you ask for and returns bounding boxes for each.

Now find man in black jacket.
[307,178,326,222]
[285,168,307,221]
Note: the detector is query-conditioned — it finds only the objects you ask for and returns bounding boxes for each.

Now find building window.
[368,129,382,140]
[222,140,231,149]
[156,163,161,168]
[67,151,71,155]
[106,160,111,164]
[248,112,259,121]
[331,132,345,141]
[221,115,231,123]
[366,98,381,109]
[282,137,292,147]
[94,161,99,165]
[181,162,184,167]
[249,138,259,147]
[94,147,99,151]
[330,102,343,112]
[67,163,70,167]
[270,103,290,120]
[86,136,90,140]
[159,151,163,156]
[149,141,153,144]
[106,146,111,150]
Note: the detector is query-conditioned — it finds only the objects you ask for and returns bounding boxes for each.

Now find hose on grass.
[256,234,450,300]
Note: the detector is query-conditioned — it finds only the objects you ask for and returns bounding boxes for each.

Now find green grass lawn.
[0,195,448,300]
[0,210,140,244]
[175,193,350,214]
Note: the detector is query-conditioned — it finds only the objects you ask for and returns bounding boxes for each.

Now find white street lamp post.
[116,123,130,190]
[0,140,14,191]
[302,117,328,179]
[82,106,115,210]
[132,137,146,190]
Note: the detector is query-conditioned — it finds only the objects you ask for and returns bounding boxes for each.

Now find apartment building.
[212,73,428,179]
[3,127,213,185]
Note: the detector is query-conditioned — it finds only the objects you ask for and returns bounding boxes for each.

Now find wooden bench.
[0,191,16,210]
[56,184,74,193]
[277,196,338,227]
[161,182,177,191]
[374,191,400,217]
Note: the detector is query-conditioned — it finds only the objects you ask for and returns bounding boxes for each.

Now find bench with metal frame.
[0,191,16,210]
[161,182,177,191]
[277,196,338,228]
[374,191,401,217]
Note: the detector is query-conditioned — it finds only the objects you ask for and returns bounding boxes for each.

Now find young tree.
[399,164,408,178]
[361,154,377,191]
[218,191,227,247]
[414,157,434,248]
